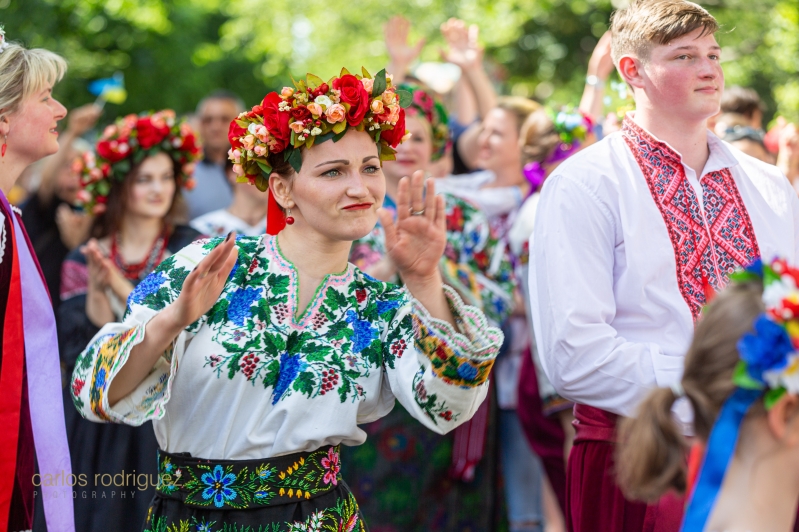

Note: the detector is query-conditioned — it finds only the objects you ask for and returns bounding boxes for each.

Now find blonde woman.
[0,28,74,532]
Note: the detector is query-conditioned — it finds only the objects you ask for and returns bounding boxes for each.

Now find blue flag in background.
[88,72,127,104]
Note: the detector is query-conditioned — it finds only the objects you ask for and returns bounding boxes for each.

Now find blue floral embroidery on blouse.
[457,362,478,381]
[128,271,167,305]
[227,287,261,326]
[272,352,306,405]
[96,368,107,390]
[377,299,401,316]
[346,310,378,353]
[200,465,237,508]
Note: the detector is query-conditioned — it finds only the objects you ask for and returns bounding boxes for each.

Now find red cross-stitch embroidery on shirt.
[622,118,760,321]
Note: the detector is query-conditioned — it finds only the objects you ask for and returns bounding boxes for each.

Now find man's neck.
[204,147,227,165]
[632,107,710,178]
[227,192,267,227]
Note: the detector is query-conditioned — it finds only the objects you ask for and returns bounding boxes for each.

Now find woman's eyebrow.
[315,159,349,168]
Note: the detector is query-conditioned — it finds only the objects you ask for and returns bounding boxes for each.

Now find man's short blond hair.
[610,0,719,66]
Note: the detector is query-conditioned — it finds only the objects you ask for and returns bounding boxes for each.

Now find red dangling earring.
[1,135,7,158]
[285,208,295,225]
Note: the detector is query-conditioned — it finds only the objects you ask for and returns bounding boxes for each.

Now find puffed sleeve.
[378,283,504,434]
[70,238,219,425]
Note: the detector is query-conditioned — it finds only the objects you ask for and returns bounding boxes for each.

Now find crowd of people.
[2,0,799,531]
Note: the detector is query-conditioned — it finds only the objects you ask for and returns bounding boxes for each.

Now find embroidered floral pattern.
[155,447,344,510]
[623,118,761,320]
[143,490,364,532]
[351,193,515,326]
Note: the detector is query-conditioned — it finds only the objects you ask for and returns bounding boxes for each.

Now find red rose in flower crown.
[76,110,202,214]
[333,74,370,127]
[261,92,291,153]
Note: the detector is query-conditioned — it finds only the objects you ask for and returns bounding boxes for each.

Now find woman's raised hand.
[165,232,239,329]
[379,171,446,285]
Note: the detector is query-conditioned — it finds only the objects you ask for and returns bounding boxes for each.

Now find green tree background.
[2,0,797,123]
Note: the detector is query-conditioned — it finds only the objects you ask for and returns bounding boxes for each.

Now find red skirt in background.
[516,346,567,514]
[567,404,684,532]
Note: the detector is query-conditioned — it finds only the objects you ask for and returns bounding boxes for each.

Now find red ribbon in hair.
[266,188,286,236]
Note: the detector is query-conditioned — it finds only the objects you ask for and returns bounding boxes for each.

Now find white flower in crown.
[764,352,799,394]
[762,272,799,315]
[314,95,333,109]
[0,26,8,53]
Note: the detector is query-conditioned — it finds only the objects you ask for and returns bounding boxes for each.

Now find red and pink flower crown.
[76,110,202,214]
[228,67,410,187]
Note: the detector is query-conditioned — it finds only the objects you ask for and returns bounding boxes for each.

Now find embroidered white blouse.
[71,235,502,460]
[529,117,799,420]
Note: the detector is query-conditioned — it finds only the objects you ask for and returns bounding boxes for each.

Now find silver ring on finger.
[409,207,425,216]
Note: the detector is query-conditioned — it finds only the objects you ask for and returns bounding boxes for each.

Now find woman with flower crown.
[345,80,515,531]
[617,258,799,531]
[0,28,76,532]
[70,68,502,531]
[59,110,202,531]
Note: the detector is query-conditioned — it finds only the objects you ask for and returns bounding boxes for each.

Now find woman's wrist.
[401,269,444,297]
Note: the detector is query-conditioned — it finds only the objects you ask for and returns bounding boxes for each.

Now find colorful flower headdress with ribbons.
[76,110,201,214]
[399,83,450,161]
[228,67,411,235]
[682,257,799,531]
[0,27,9,54]
[523,108,594,194]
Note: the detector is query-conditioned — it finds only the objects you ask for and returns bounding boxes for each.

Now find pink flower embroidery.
[321,447,340,486]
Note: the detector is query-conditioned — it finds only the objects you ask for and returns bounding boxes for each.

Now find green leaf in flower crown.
[732,360,765,391]
[763,264,781,286]
[361,67,372,79]
[306,73,324,89]
[256,161,272,177]
[764,386,787,410]
[287,147,303,173]
[339,67,351,77]
[116,159,131,175]
[398,90,413,108]
[332,121,347,135]
[315,131,335,145]
[333,129,347,142]
[372,69,387,98]
[379,143,397,162]
[96,179,111,196]
[254,174,268,192]
[729,270,762,284]
[133,148,147,164]
[283,148,292,162]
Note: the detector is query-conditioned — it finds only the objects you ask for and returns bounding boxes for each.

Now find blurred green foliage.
[2,0,797,124]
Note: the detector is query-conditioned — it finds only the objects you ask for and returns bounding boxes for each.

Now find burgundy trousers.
[567,405,684,532]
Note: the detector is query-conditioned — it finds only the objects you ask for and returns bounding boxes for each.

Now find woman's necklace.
[110,229,169,281]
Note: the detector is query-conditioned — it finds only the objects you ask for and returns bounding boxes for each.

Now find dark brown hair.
[616,280,764,502]
[90,157,187,239]
[721,86,765,120]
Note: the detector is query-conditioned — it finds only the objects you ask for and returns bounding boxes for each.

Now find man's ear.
[767,393,799,446]
[269,173,293,209]
[617,55,646,90]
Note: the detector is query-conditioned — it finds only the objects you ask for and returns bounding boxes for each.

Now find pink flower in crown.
[370,100,384,114]
[325,104,346,123]
[254,125,269,143]
[307,102,323,117]
[281,87,295,98]
[241,135,256,150]
[414,90,435,114]
[253,144,267,157]
[321,448,340,485]
[290,121,306,134]
[361,78,374,94]
[232,164,244,176]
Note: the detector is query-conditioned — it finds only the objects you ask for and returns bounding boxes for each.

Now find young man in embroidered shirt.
[528,1,799,531]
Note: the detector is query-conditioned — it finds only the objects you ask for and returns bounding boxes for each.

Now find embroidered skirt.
[142,446,366,532]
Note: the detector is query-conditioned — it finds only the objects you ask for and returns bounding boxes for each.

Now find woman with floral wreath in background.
[59,110,202,532]
[70,68,502,531]
[345,81,515,532]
